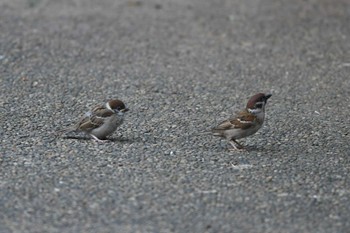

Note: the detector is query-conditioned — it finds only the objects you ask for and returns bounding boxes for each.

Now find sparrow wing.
[230,112,257,130]
[213,119,235,130]
[91,106,115,118]
[76,116,102,131]
[77,106,114,131]
[213,111,256,131]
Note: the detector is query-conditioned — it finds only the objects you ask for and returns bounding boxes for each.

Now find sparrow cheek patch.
[255,103,263,108]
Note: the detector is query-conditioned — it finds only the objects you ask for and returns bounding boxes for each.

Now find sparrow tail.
[192,129,217,137]
[211,128,225,137]
[55,126,77,136]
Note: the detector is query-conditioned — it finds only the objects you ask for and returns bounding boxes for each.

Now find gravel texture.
[1,0,350,232]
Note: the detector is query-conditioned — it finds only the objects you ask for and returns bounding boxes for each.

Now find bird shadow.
[205,143,267,153]
[61,135,136,143]
[61,135,90,141]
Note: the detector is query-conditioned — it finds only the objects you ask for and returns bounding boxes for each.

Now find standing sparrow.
[61,99,129,142]
[212,93,272,150]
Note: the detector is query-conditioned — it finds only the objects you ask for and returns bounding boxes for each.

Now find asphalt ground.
[1,0,350,232]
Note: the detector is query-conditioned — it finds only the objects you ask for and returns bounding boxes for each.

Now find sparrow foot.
[228,147,246,152]
[90,135,109,143]
[228,140,245,151]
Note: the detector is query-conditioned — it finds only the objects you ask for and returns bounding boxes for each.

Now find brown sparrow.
[212,93,272,150]
[61,99,129,142]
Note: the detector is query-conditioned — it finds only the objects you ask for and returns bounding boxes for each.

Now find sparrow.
[61,99,129,142]
[212,93,272,150]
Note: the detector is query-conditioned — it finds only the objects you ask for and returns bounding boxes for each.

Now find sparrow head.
[246,93,272,114]
[106,99,129,114]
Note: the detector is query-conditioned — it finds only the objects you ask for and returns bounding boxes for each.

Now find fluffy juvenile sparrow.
[212,93,272,150]
[61,99,129,142]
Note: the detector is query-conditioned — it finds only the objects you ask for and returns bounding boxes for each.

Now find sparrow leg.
[228,141,239,150]
[90,134,108,143]
[232,139,244,149]
[228,139,244,151]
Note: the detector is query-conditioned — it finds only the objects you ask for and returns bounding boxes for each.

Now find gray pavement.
[1,0,350,232]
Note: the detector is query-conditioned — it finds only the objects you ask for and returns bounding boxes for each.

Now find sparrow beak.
[265,94,272,100]
[121,108,129,113]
